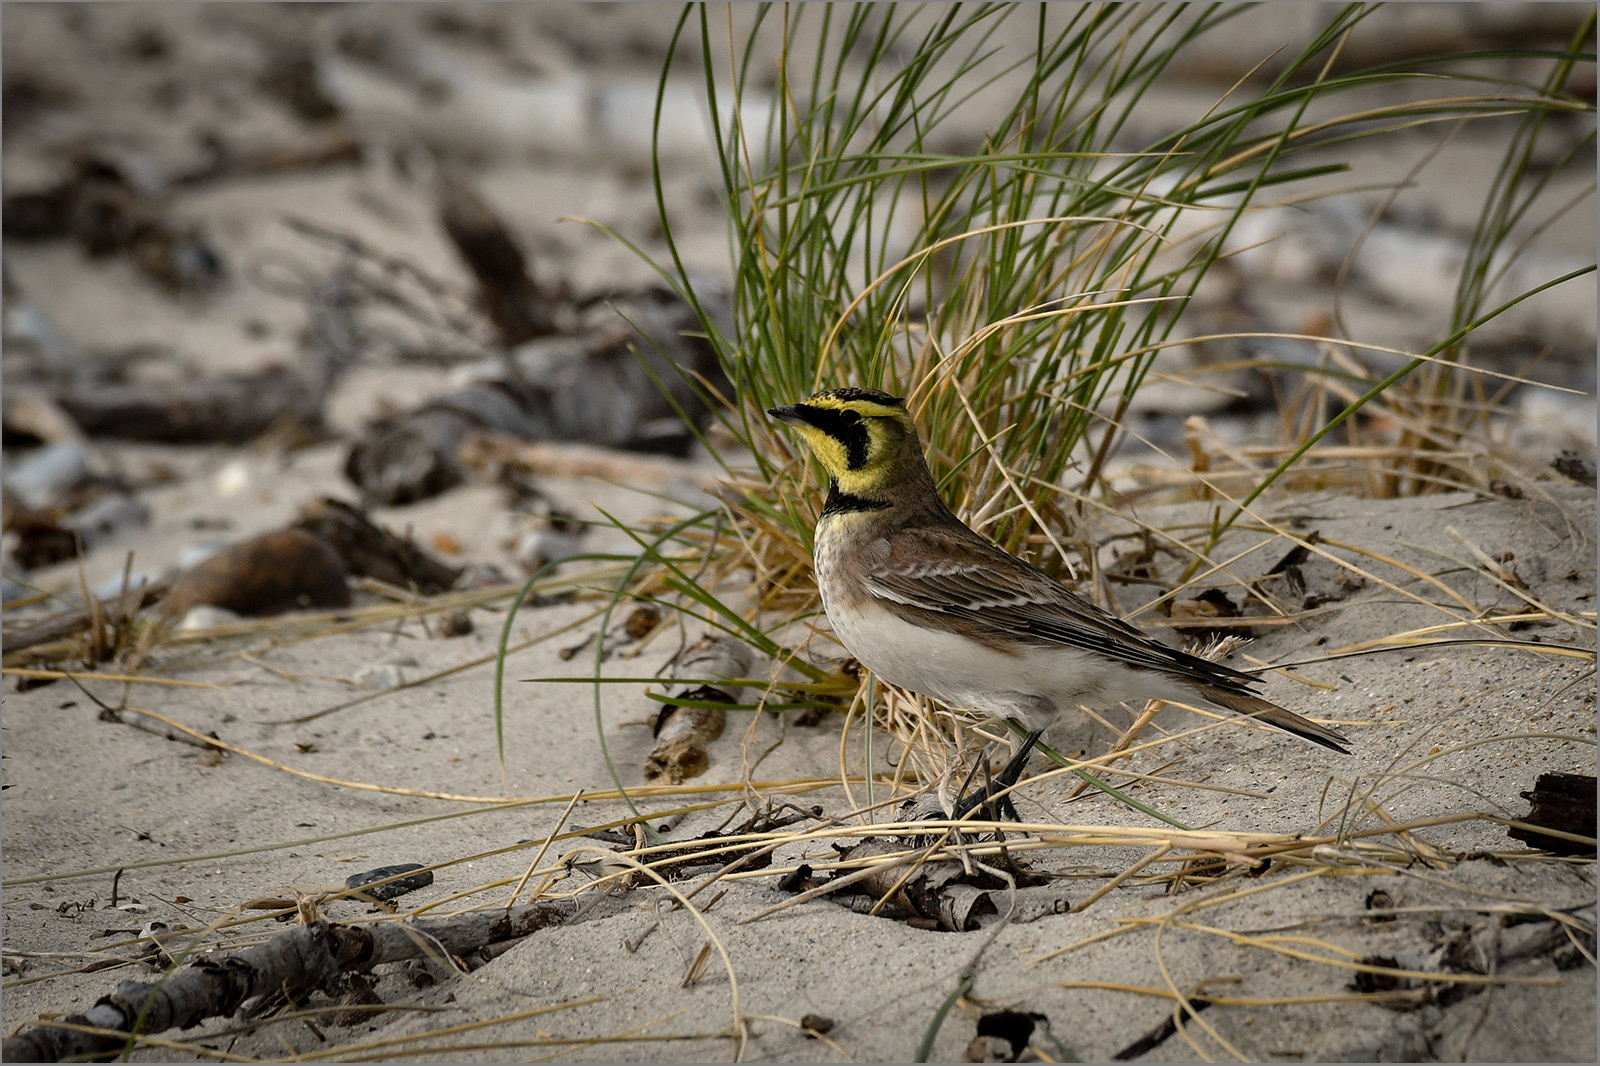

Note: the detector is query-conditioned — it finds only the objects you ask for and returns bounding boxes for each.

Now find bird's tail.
[1187,683,1350,754]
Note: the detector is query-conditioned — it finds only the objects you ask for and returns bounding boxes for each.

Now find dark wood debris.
[292,497,462,594]
[0,901,576,1063]
[159,528,352,621]
[1508,772,1597,855]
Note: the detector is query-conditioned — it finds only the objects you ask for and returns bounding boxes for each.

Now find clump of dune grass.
[647,4,1588,553]
[623,3,1593,750]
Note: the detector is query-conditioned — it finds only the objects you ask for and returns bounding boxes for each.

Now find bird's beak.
[767,404,808,425]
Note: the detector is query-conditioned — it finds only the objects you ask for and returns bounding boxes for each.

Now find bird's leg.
[1065,699,1164,801]
[954,728,1043,823]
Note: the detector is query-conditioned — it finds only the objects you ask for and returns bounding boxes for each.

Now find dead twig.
[1,903,576,1063]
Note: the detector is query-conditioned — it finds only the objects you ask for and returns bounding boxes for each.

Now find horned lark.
[768,387,1348,806]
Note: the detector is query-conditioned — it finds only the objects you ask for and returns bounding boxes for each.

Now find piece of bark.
[968,1009,1048,1063]
[1552,450,1598,488]
[6,491,150,568]
[1508,772,1597,855]
[821,833,1052,932]
[160,529,351,620]
[437,173,556,345]
[827,837,996,932]
[644,633,754,783]
[52,366,319,444]
[1112,998,1214,1060]
[5,509,83,569]
[0,901,575,1064]
[292,498,462,594]
[344,863,434,903]
[2,158,225,295]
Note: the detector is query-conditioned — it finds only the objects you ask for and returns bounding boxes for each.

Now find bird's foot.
[952,779,1021,825]
[952,728,1043,826]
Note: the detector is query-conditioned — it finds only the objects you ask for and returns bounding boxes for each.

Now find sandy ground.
[3,4,1596,1062]
[3,474,1594,1062]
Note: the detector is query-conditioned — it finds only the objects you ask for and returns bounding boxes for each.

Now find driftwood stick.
[2,920,350,1063]
[461,431,717,488]
[1,900,576,1063]
[2,578,170,658]
[353,898,575,967]
[644,633,754,783]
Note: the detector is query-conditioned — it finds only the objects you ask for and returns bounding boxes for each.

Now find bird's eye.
[839,410,862,425]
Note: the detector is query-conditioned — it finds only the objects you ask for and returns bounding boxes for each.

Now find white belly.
[816,564,1160,731]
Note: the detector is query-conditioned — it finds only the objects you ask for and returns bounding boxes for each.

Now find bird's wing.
[861,523,1256,688]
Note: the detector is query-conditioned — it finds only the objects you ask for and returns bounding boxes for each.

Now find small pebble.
[354,664,405,690]
[353,655,418,691]
[345,863,433,902]
[178,542,227,569]
[436,608,473,637]
[453,563,511,591]
[514,527,586,574]
[213,458,253,497]
[5,443,91,509]
[69,493,150,550]
[176,605,244,631]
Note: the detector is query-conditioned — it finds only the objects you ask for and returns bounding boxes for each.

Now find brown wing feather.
[864,524,1256,687]
[862,524,1350,753]
[851,518,1350,752]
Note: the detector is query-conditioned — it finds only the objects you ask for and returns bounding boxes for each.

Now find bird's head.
[767,387,926,497]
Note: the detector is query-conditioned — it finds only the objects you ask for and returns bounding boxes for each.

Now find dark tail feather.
[1188,683,1350,754]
